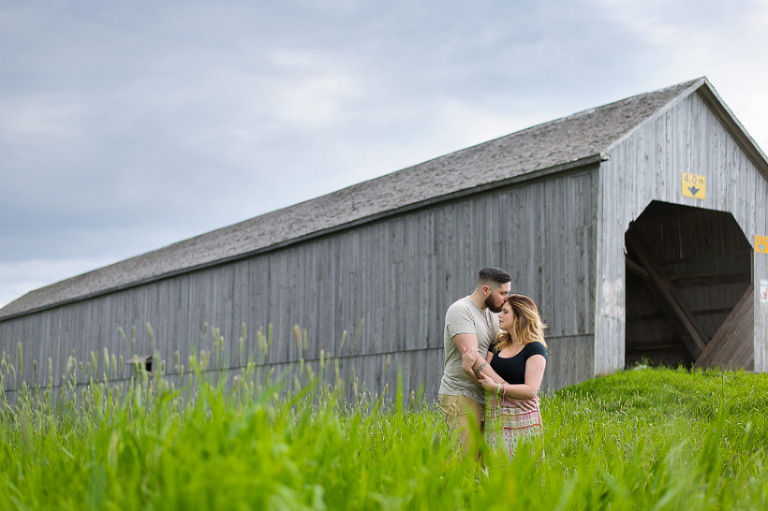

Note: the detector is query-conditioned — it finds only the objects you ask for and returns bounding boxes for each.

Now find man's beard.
[485,295,502,313]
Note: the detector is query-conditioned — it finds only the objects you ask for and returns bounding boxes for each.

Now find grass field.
[1,351,767,510]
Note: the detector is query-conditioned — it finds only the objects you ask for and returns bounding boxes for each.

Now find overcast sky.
[2,0,768,308]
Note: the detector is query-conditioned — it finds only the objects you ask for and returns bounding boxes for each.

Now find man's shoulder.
[445,297,485,333]
[445,297,476,319]
[447,296,474,311]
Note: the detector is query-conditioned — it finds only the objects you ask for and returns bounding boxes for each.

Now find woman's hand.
[478,375,539,410]
[460,346,482,363]
[460,346,484,378]
[476,373,499,392]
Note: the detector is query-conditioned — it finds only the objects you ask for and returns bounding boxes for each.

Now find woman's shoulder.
[524,341,548,357]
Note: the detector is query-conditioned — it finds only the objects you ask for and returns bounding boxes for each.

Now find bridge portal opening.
[624,201,753,370]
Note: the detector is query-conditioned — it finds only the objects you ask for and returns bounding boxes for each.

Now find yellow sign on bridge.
[756,235,768,254]
[681,172,706,199]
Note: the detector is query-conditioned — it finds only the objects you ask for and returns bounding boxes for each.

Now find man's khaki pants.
[439,394,484,456]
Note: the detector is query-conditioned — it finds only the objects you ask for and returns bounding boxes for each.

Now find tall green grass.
[1,344,767,509]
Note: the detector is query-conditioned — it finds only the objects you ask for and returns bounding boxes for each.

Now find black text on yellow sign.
[681,172,706,199]
[756,235,768,254]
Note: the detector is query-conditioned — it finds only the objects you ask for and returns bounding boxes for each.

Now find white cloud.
[273,75,360,127]
[0,94,92,154]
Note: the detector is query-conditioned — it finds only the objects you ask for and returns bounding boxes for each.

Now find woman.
[465,294,547,456]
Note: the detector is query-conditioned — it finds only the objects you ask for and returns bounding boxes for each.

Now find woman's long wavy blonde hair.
[494,294,548,351]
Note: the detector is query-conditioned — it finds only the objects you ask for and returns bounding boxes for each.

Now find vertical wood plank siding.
[1,167,598,398]
[596,91,768,373]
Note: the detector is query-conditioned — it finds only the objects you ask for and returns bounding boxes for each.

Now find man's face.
[484,282,511,312]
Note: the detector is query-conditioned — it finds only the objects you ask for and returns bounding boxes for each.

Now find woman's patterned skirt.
[485,394,543,457]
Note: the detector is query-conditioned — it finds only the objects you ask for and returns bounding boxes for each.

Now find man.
[438,267,513,454]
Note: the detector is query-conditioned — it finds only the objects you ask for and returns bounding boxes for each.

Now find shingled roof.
[0,77,717,319]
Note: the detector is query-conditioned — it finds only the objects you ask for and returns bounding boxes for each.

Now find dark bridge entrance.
[625,201,754,370]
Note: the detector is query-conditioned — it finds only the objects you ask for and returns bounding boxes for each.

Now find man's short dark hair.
[478,267,511,285]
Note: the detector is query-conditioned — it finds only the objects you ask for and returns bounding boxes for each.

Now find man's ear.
[481,285,490,296]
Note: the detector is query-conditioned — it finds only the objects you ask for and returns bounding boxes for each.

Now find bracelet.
[474,361,488,376]
[497,383,503,395]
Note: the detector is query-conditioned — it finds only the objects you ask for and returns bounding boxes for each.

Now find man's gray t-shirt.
[438,296,499,403]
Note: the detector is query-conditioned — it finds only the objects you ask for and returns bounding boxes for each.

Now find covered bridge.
[1,77,767,399]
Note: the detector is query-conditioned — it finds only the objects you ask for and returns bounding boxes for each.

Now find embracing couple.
[438,267,548,457]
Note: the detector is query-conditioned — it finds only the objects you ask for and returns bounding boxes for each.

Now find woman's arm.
[477,355,546,400]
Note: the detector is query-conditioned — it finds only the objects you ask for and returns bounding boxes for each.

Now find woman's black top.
[489,341,547,384]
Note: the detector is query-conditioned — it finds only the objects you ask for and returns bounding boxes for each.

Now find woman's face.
[498,302,515,332]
